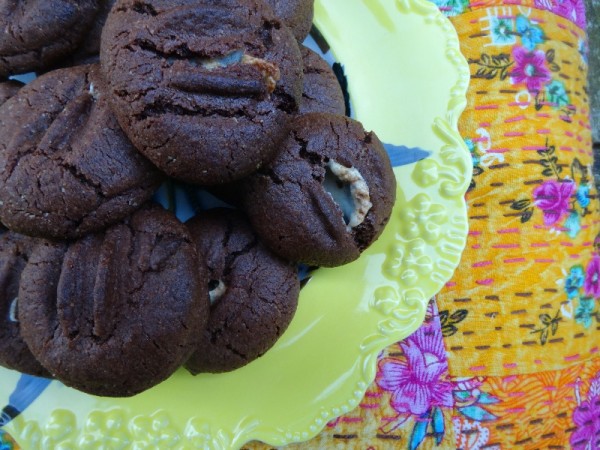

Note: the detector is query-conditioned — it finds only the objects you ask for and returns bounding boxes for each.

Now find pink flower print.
[584,255,600,298]
[533,0,586,28]
[511,46,552,94]
[533,180,575,225]
[410,320,447,362]
[570,394,600,449]
[377,324,453,416]
[556,0,575,21]
[534,0,554,10]
[572,0,587,28]
[590,372,600,397]
[556,0,587,28]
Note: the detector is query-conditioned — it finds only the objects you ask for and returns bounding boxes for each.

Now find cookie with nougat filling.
[100,0,303,185]
[243,113,396,267]
[185,209,299,373]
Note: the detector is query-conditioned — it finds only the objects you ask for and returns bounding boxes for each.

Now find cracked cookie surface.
[0,64,163,239]
[299,46,345,115]
[243,112,396,267]
[0,80,22,106]
[61,0,117,66]
[0,227,50,377]
[100,0,303,185]
[185,208,299,373]
[18,204,209,397]
[0,0,100,78]
[266,0,314,42]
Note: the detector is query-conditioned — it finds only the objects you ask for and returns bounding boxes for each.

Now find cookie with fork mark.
[100,0,303,185]
[18,204,209,397]
[0,0,100,78]
[0,64,163,239]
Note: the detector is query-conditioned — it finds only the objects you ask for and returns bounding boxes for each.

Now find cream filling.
[9,297,18,323]
[240,54,280,94]
[208,279,227,304]
[324,160,373,230]
[196,50,280,94]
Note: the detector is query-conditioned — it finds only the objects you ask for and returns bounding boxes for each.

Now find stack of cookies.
[0,0,396,397]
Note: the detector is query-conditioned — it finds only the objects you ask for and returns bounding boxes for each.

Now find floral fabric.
[432,0,587,29]
[436,4,597,379]
[242,301,600,450]
[453,360,600,449]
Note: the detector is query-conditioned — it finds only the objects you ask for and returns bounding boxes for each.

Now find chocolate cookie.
[0,64,163,240]
[243,113,396,267]
[0,80,22,107]
[0,1,100,78]
[18,205,209,397]
[100,0,303,185]
[0,228,49,377]
[299,47,345,115]
[65,0,117,66]
[185,209,299,373]
[266,0,314,42]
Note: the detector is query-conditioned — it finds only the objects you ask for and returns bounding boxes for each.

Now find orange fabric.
[436,8,598,378]
[454,358,600,449]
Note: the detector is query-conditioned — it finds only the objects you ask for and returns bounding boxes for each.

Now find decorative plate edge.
[256,0,473,446]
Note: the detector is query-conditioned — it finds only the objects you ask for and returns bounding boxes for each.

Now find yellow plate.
[0,0,470,448]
